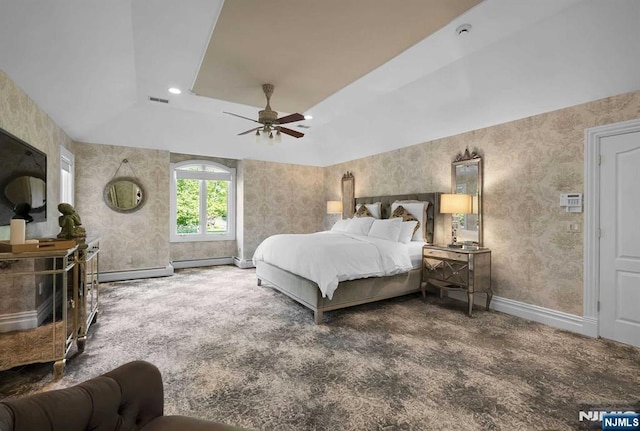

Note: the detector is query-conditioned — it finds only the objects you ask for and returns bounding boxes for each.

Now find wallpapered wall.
[74,142,171,273]
[0,70,73,239]
[0,69,75,319]
[324,91,640,316]
[239,160,324,261]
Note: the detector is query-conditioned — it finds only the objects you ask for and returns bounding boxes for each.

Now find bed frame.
[256,193,441,324]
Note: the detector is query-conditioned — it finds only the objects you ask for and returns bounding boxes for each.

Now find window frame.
[170,160,236,242]
[60,145,74,206]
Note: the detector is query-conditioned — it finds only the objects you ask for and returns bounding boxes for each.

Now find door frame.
[584,118,640,338]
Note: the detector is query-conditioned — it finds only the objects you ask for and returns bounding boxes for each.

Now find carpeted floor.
[1,265,639,430]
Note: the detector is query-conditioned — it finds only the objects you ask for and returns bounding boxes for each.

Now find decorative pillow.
[355,202,382,219]
[330,218,351,232]
[355,205,373,218]
[346,217,375,236]
[391,201,430,242]
[367,218,402,242]
[390,205,420,232]
[398,220,419,244]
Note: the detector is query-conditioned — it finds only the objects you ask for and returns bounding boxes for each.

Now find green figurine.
[57,203,86,239]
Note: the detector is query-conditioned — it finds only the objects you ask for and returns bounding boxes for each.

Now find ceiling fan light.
[268,131,274,139]
[275,130,282,143]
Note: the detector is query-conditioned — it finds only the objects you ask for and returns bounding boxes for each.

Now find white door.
[599,129,640,347]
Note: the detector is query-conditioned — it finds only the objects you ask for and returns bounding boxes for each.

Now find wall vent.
[148,96,169,104]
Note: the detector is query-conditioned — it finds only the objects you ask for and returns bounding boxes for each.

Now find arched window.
[170,160,236,241]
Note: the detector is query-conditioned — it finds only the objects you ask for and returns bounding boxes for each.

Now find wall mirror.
[452,149,483,246]
[103,177,145,213]
[341,172,355,219]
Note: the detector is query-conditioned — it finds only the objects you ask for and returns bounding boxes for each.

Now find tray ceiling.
[193,0,481,113]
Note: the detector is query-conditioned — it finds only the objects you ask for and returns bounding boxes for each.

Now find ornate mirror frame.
[103,176,146,213]
[452,149,483,246]
[341,172,355,219]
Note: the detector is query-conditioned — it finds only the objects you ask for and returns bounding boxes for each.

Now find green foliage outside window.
[176,178,228,234]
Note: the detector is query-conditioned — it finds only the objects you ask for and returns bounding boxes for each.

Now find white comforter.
[252,231,413,300]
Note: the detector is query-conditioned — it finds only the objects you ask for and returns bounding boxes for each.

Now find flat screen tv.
[0,127,47,226]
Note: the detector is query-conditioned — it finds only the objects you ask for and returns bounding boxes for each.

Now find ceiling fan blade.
[238,127,262,136]
[277,126,304,138]
[276,113,305,125]
[223,111,260,123]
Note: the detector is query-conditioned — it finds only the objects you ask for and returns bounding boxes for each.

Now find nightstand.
[421,245,492,316]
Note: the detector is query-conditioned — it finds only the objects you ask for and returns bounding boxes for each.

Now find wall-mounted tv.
[0,127,47,226]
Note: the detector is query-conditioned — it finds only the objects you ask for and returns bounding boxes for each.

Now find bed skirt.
[255,261,422,324]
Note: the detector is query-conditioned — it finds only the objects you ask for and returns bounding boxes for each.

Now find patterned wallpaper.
[0,69,74,240]
[324,91,640,315]
[73,142,171,273]
[240,159,324,260]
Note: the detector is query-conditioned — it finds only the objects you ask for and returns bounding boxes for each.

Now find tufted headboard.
[355,192,441,244]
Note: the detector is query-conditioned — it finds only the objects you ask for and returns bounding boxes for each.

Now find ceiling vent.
[296,124,311,129]
[148,96,169,104]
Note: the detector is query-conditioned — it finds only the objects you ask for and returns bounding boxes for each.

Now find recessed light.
[304,114,313,120]
[168,87,182,94]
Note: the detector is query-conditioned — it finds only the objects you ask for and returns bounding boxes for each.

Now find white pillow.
[391,201,430,242]
[398,220,419,244]
[355,202,382,219]
[346,217,375,236]
[368,218,402,242]
[330,218,350,232]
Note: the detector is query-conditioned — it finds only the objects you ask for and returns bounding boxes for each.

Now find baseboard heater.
[172,257,234,269]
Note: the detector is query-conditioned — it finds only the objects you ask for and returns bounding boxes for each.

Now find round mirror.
[103,177,145,213]
[4,175,47,211]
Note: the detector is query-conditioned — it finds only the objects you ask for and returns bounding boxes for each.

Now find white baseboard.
[172,257,234,269]
[99,264,174,282]
[234,257,255,269]
[445,291,596,337]
[581,316,599,338]
[0,290,62,333]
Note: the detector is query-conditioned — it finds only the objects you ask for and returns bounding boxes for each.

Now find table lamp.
[440,194,472,248]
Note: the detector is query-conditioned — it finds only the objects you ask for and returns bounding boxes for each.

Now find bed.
[254,193,441,323]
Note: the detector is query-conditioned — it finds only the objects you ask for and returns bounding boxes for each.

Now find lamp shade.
[440,194,472,214]
[326,200,343,214]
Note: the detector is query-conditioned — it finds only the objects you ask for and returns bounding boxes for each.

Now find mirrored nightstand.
[421,245,492,316]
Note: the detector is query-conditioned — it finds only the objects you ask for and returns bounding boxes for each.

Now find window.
[170,160,236,241]
[60,146,74,206]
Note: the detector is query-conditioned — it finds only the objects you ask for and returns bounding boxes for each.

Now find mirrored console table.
[76,237,100,352]
[0,245,79,379]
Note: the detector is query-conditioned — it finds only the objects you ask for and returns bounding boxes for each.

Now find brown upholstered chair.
[0,360,251,431]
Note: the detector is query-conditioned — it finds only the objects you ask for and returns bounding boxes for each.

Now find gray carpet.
[1,265,639,430]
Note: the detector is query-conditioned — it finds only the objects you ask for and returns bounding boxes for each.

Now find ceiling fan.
[223,84,305,140]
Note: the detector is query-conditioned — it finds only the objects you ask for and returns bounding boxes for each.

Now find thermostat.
[560,193,582,213]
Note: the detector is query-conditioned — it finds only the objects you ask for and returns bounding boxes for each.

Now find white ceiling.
[0,0,639,167]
